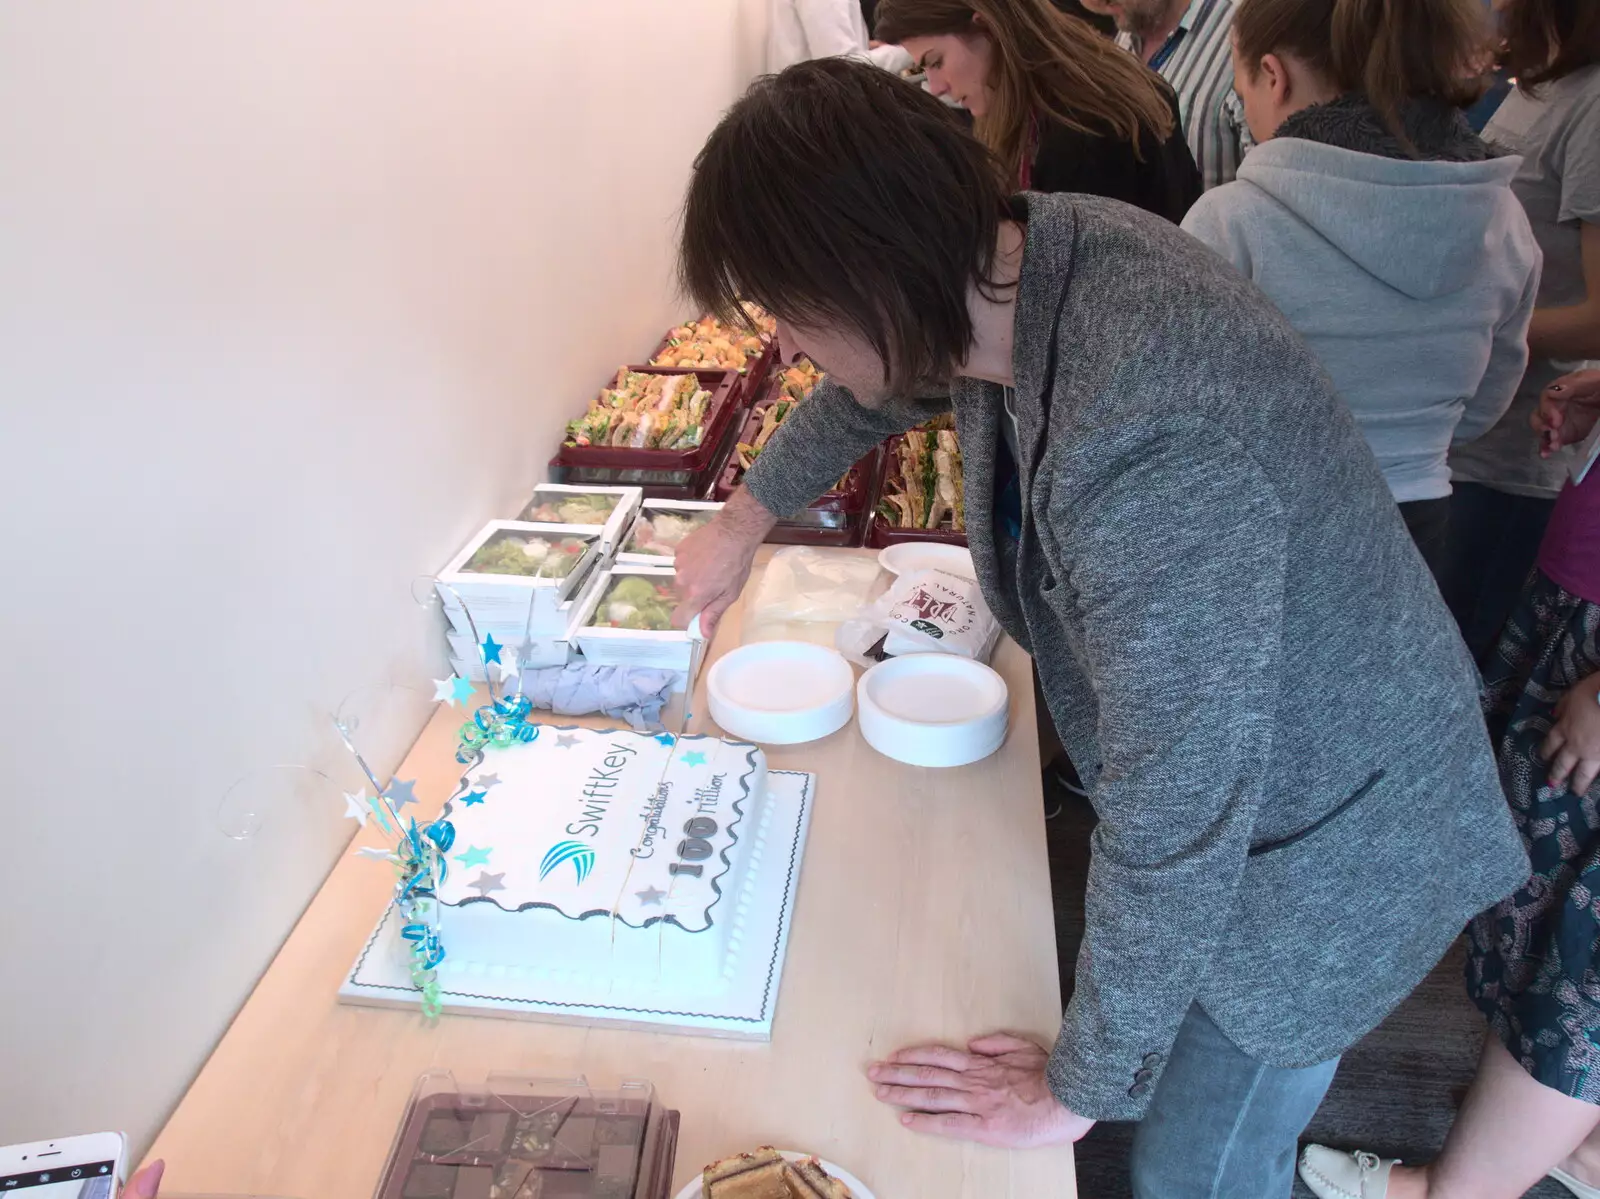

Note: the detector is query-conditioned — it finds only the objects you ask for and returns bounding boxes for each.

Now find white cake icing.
[435,727,768,998]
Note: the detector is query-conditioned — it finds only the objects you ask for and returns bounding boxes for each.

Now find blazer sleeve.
[1041,416,1287,1121]
[1454,260,1539,445]
[743,376,949,518]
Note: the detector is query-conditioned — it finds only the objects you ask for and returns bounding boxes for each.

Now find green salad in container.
[464,532,591,579]
[624,509,717,556]
[519,492,620,525]
[589,575,678,631]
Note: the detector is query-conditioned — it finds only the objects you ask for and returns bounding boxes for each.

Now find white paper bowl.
[857,654,1009,767]
[877,541,976,580]
[707,641,856,745]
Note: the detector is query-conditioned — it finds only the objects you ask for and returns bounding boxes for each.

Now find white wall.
[0,0,769,1153]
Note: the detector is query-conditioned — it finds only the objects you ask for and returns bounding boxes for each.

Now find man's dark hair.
[678,58,1009,397]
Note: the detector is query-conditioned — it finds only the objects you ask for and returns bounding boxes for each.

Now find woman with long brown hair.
[874,0,1202,220]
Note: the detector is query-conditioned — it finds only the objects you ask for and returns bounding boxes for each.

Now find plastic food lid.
[857,654,1009,768]
[706,642,855,746]
[877,541,976,580]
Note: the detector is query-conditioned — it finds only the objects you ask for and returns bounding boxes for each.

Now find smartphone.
[0,1133,127,1197]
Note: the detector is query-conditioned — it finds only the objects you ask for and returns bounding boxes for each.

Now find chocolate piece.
[594,1116,644,1147]
[467,1112,513,1155]
[421,1114,475,1154]
[596,1143,640,1180]
[452,1165,496,1199]
[404,1162,459,1199]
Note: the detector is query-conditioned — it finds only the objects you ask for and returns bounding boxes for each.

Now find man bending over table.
[667,59,1529,1198]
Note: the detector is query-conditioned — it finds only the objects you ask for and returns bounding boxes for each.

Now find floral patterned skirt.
[1466,570,1600,1101]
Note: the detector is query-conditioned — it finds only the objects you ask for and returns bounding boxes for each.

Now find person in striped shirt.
[1079,0,1251,187]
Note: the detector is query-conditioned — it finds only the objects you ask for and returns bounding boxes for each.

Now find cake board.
[338,769,814,1041]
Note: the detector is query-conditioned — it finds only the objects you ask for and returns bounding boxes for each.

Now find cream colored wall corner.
[0,0,768,1153]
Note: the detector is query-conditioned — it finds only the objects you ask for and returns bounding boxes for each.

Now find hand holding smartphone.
[0,1132,162,1197]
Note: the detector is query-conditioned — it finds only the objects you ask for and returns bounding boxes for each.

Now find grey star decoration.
[473,772,501,790]
[555,733,579,749]
[635,885,666,906]
[469,871,506,898]
[383,778,419,810]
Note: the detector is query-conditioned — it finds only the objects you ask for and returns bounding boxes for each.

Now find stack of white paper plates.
[707,641,856,745]
[857,654,1009,767]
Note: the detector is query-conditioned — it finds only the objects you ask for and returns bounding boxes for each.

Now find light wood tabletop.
[148,548,1077,1199]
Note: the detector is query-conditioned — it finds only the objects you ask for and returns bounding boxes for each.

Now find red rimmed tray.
[712,374,875,510]
[548,368,741,495]
[649,328,777,410]
[865,432,970,548]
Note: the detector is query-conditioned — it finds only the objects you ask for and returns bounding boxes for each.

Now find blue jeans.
[1130,1004,1340,1198]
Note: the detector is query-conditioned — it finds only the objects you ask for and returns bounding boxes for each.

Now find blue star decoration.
[384,778,420,810]
[459,791,487,807]
[654,732,676,747]
[681,751,708,767]
[454,845,492,869]
[481,634,503,665]
[449,675,475,706]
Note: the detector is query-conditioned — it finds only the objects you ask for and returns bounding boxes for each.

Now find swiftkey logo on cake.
[539,840,597,885]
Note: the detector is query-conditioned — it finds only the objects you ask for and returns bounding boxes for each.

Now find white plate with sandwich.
[675,1147,874,1198]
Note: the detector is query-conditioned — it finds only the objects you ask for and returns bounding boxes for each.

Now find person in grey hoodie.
[1180,0,1541,578]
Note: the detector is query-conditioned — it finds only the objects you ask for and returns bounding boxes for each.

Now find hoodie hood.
[1239,98,1523,300]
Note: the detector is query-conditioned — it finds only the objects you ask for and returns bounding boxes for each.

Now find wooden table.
[148,549,1077,1198]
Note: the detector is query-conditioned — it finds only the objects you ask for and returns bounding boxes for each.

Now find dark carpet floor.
[1045,797,1569,1199]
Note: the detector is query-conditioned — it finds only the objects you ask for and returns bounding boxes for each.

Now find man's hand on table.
[671,487,778,640]
[868,1033,1095,1148]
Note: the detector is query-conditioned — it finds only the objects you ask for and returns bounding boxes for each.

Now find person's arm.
[671,376,945,637]
[792,0,871,59]
[743,375,947,517]
[1534,368,1600,455]
[1529,222,1600,361]
[1042,417,1287,1121]
[1456,260,1540,444]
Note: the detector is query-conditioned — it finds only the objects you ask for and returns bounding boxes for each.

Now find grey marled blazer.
[743,191,1529,1121]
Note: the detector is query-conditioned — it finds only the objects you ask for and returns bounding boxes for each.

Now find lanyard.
[1148,25,1186,72]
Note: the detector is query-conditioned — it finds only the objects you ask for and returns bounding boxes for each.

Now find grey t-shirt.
[1451,66,1600,498]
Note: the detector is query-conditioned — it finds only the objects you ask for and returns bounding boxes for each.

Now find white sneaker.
[1550,1166,1600,1198]
[1298,1144,1400,1199]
